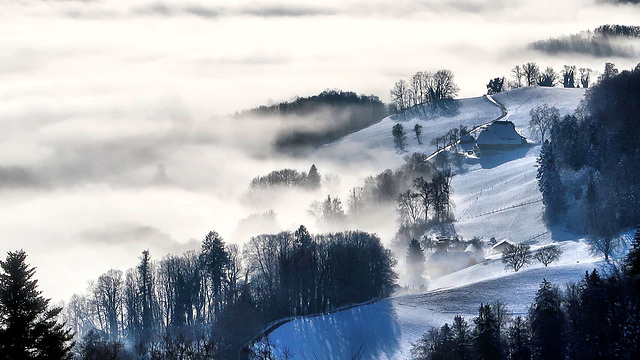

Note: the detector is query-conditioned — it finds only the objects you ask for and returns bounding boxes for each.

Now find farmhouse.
[476,121,526,151]
[491,238,516,254]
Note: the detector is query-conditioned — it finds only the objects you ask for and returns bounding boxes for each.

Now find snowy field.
[266,87,600,359]
[268,259,602,360]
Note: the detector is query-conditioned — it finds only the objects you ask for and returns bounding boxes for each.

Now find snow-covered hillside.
[317,87,585,170]
[266,87,595,359]
[268,259,601,360]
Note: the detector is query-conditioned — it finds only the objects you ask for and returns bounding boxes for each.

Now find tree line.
[62,226,396,359]
[536,63,640,251]
[389,70,460,117]
[411,228,640,360]
[306,152,437,231]
[234,89,388,150]
[530,24,640,58]
[487,62,595,95]
[249,164,321,191]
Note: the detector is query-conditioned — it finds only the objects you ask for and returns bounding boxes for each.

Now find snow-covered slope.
[317,95,502,168]
[268,260,600,360]
[266,87,593,359]
[317,87,585,169]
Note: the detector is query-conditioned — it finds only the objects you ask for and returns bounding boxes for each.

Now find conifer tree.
[507,316,532,360]
[473,304,502,360]
[537,140,566,223]
[305,164,321,189]
[530,279,565,360]
[627,228,640,278]
[0,250,74,359]
[405,239,426,287]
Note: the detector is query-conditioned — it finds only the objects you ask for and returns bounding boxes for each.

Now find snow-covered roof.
[476,121,525,146]
[491,238,516,249]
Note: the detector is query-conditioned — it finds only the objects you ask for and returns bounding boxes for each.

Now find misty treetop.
[249,164,321,191]
[530,24,640,58]
[235,89,387,150]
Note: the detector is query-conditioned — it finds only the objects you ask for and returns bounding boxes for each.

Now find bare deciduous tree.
[529,104,559,143]
[522,62,540,86]
[534,245,563,267]
[502,244,532,272]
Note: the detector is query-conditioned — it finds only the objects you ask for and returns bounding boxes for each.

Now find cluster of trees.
[307,153,437,230]
[249,165,321,191]
[397,170,453,228]
[488,62,594,94]
[501,244,563,272]
[536,64,640,246]
[390,70,460,116]
[530,25,640,58]
[595,24,640,37]
[235,90,387,150]
[64,227,396,359]
[412,233,640,360]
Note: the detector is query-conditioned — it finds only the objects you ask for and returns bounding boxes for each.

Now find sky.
[1,0,639,302]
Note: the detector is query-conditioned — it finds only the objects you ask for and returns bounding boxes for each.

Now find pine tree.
[405,239,426,287]
[0,250,74,359]
[472,304,502,360]
[537,140,566,223]
[627,228,640,278]
[200,231,230,318]
[530,279,565,360]
[451,315,471,360]
[305,164,321,189]
[507,316,532,360]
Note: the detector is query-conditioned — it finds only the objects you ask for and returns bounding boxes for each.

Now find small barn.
[476,121,526,151]
[491,239,516,255]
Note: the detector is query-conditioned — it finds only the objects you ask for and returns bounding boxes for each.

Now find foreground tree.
[0,250,74,359]
[530,279,565,360]
[502,244,532,272]
[473,304,502,360]
[627,228,640,278]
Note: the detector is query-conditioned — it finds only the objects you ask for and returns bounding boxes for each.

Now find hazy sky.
[1,0,639,301]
